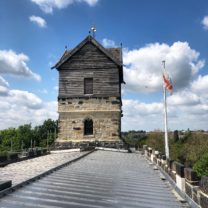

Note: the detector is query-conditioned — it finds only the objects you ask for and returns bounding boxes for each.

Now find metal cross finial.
[162,60,166,69]
[90,25,96,38]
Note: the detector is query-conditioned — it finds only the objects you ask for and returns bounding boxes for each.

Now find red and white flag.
[163,72,173,94]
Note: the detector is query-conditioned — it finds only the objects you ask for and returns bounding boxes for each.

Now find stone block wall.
[56,97,121,147]
[58,97,121,112]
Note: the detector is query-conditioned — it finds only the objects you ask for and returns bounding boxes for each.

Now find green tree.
[0,128,17,151]
[173,130,179,142]
[144,132,165,153]
[193,152,208,177]
[38,119,58,148]
[16,124,34,150]
[0,119,58,152]
[123,131,146,147]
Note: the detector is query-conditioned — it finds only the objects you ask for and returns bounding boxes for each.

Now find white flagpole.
[162,61,170,159]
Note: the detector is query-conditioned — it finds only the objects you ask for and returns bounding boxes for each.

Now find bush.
[8,152,19,160]
[193,152,208,177]
[123,131,147,147]
[144,132,165,154]
[170,142,186,165]
[0,153,7,162]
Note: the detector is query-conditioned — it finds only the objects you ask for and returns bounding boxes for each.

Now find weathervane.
[162,60,165,69]
[90,25,96,38]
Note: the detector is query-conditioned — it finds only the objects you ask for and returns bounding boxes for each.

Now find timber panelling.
[59,42,120,98]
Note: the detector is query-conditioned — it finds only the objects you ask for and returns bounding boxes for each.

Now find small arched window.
[84,118,93,135]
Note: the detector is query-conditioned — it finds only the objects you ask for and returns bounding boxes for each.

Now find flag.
[163,72,173,93]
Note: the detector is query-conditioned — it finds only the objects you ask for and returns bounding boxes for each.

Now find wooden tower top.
[52,35,124,84]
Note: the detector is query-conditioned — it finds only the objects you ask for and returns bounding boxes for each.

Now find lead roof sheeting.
[0,151,182,208]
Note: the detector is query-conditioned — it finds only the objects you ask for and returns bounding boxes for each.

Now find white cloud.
[31,0,99,14]
[121,40,208,131]
[0,89,57,130]
[122,71,208,131]
[123,42,205,93]
[0,48,56,129]
[0,50,41,81]
[202,16,208,30]
[53,86,58,91]
[83,0,98,6]
[167,91,200,106]
[102,38,117,48]
[0,74,57,129]
[191,75,208,94]
[123,99,163,117]
[0,86,9,96]
[0,76,9,87]
[9,90,43,109]
[29,15,47,28]
[122,99,163,131]
[0,76,9,96]
[122,89,208,131]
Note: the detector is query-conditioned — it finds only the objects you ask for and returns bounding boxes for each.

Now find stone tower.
[52,35,124,148]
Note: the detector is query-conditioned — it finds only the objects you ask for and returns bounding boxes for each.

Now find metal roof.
[0,151,183,208]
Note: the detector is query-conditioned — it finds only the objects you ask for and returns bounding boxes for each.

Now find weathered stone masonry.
[58,97,121,142]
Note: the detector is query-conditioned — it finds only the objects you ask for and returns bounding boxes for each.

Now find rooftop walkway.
[0,151,187,208]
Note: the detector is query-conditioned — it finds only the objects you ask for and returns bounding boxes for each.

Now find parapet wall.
[143,145,208,208]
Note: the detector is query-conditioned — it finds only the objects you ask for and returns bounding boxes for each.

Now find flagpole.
[162,61,170,159]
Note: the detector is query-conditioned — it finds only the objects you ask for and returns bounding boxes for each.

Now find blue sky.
[0,0,208,131]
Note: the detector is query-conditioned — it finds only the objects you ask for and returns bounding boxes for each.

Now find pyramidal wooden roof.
[51,35,123,69]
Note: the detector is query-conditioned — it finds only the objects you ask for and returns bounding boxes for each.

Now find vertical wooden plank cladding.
[59,42,120,97]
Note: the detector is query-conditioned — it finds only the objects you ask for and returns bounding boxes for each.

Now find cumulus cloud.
[121,40,208,130]
[9,90,43,109]
[202,16,208,30]
[31,0,99,14]
[29,15,47,28]
[0,76,9,96]
[0,86,9,96]
[122,89,208,131]
[0,76,9,87]
[0,89,57,130]
[167,91,200,106]
[122,99,164,130]
[123,99,163,117]
[0,50,41,81]
[102,38,117,48]
[191,75,208,94]
[123,42,205,93]
[0,48,56,129]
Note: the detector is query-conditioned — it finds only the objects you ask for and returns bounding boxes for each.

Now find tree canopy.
[123,130,208,177]
[0,119,57,152]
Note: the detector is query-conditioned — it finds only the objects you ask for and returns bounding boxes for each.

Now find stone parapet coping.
[157,161,200,208]
[50,148,80,154]
[58,110,121,113]
[143,145,207,208]
[95,147,128,152]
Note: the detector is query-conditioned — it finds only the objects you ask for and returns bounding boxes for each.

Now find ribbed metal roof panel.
[0,151,182,208]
